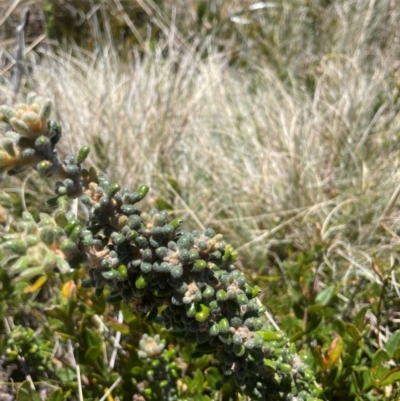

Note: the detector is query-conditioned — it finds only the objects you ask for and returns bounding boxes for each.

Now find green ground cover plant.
[1,0,400,400]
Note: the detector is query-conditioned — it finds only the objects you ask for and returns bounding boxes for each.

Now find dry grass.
[1,0,400,289]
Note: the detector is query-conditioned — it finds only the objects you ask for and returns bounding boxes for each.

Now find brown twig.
[9,9,30,105]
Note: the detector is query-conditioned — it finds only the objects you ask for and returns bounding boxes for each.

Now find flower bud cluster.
[134,334,182,400]
[5,325,53,372]
[0,94,91,199]
[138,334,166,359]
[0,93,60,176]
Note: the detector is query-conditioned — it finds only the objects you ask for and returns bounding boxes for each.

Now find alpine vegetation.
[0,94,321,400]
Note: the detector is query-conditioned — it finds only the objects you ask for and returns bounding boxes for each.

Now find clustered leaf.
[0,95,61,176]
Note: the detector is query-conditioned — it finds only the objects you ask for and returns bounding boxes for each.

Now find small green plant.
[0,94,322,400]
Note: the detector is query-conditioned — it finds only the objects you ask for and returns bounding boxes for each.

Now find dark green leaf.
[194,343,217,354]
[205,367,221,389]
[167,178,181,195]
[154,198,172,211]
[371,349,391,384]
[380,368,400,386]
[77,145,90,163]
[192,369,205,392]
[315,285,336,305]
[46,197,59,207]
[145,306,159,322]
[346,323,361,342]
[353,306,368,331]
[85,346,101,363]
[109,321,130,335]
[16,381,42,401]
[48,388,64,401]
[385,330,400,358]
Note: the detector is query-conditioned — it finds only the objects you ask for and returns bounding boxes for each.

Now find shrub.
[0,94,321,400]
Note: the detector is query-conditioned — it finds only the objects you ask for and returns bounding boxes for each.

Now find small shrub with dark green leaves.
[0,94,322,400]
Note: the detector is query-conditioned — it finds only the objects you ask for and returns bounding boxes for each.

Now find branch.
[9,9,30,105]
